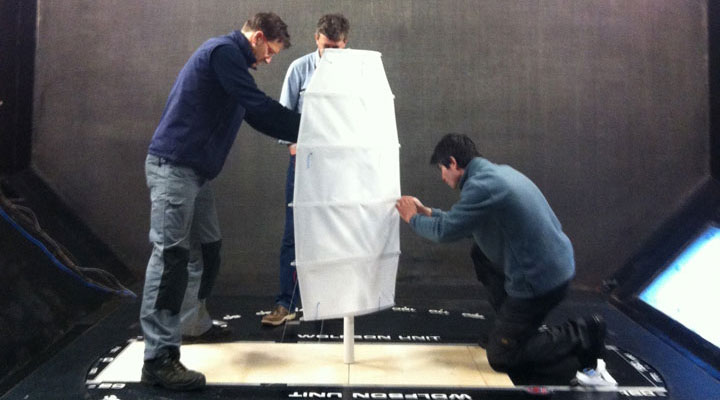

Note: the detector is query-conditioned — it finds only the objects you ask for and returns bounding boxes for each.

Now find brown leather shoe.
[261,305,296,326]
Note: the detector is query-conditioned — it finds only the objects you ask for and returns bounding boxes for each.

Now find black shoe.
[587,314,607,360]
[183,320,232,344]
[141,352,205,391]
[577,314,607,368]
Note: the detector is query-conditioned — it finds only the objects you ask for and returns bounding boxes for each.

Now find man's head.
[242,12,291,67]
[315,13,349,57]
[430,133,481,189]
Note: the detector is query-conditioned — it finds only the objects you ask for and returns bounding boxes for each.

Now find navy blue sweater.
[148,31,300,179]
[410,157,575,298]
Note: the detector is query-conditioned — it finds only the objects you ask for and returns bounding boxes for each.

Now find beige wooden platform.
[93,340,513,387]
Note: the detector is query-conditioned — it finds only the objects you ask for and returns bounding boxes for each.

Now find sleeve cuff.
[409,213,421,227]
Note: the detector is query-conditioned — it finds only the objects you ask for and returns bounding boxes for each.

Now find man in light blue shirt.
[262,14,350,326]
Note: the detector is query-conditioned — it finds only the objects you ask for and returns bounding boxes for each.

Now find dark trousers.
[471,244,585,378]
[276,154,299,310]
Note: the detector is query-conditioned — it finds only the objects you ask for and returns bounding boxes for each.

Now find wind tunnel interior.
[1,0,719,398]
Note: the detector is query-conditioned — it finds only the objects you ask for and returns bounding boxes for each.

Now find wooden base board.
[93,340,513,387]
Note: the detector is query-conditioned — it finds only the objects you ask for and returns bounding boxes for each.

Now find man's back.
[461,158,575,298]
[149,31,256,179]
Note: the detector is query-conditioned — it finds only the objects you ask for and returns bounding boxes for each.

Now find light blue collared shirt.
[278,50,319,145]
[279,50,320,113]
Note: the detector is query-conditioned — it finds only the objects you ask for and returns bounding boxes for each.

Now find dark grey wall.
[31,0,709,296]
[0,0,34,174]
[711,0,720,178]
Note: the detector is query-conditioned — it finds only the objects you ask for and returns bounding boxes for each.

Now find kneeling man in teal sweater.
[396,133,611,384]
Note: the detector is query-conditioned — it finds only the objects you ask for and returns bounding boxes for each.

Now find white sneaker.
[575,359,618,387]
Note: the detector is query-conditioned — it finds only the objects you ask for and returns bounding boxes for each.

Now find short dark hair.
[243,12,291,48]
[429,133,481,169]
[316,13,349,41]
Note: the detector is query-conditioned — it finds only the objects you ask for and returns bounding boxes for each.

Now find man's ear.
[251,30,264,45]
[448,156,458,170]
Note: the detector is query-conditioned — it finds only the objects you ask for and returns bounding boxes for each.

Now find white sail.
[293,49,401,321]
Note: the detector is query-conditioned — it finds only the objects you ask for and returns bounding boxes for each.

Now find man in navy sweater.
[140,13,300,391]
[396,133,608,384]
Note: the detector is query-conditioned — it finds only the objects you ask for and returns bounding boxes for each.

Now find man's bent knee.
[486,335,521,373]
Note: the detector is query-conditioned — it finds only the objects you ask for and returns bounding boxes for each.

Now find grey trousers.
[140,155,222,361]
